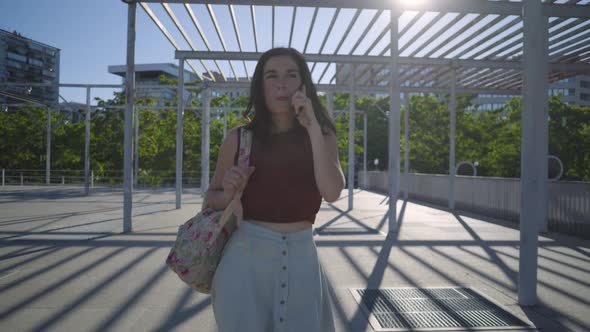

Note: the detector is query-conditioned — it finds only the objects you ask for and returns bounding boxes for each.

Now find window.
[7,52,26,62]
[29,58,43,67]
[581,93,590,101]
[581,81,590,89]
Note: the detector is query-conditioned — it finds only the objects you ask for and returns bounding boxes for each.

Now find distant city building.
[336,64,590,110]
[336,63,391,87]
[108,63,199,106]
[471,75,590,111]
[58,101,85,123]
[202,70,248,100]
[0,29,60,107]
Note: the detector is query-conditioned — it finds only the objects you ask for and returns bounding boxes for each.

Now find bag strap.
[217,127,252,227]
[235,126,253,170]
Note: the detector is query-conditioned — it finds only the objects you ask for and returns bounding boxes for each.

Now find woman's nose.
[276,79,287,90]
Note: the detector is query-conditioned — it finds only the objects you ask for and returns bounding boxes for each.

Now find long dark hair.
[244,47,336,144]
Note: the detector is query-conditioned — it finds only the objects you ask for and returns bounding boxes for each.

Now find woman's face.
[262,55,303,114]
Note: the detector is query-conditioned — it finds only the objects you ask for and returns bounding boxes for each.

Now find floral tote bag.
[166,127,253,293]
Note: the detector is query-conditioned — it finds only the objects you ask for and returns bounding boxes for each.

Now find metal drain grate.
[315,227,382,236]
[350,287,530,331]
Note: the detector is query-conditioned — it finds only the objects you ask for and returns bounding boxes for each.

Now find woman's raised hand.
[291,84,320,130]
[222,165,255,199]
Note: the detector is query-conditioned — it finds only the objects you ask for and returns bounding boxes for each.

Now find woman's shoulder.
[226,125,245,140]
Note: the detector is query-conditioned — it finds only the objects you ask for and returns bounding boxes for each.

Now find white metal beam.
[140,0,525,16]
[176,59,185,209]
[449,68,457,210]
[310,8,340,74]
[519,0,548,306]
[388,7,401,234]
[250,5,259,52]
[183,4,218,79]
[438,15,507,59]
[124,1,136,232]
[348,64,356,211]
[140,3,202,79]
[207,4,238,80]
[408,13,467,58]
[288,6,297,48]
[304,8,318,53]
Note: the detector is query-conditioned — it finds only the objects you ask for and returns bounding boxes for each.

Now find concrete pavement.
[0,185,589,332]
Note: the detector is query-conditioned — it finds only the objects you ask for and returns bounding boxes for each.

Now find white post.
[388,7,401,233]
[404,95,410,200]
[123,1,136,232]
[21,173,23,186]
[327,91,334,119]
[84,86,91,196]
[176,58,185,209]
[363,110,368,188]
[1,169,4,186]
[134,104,139,187]
[223,108,228,139]
[202,87,211,195]
[91,170,94,188]
[519,0,548,306]
[62,176,65,185]
[348,65,356,211]
[46,107,51,185]
[449,67,457,210]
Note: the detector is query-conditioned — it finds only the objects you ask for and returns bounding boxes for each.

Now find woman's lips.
[276,96,289,101]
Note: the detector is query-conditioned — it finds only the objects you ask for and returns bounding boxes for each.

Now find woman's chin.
[269,109,292,115]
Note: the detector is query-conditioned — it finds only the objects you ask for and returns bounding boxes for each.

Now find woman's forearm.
[204,189,231,211]
[308,124,346,202]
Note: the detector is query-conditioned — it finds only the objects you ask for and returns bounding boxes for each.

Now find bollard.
[62,176,65,185]
[21,173,23,186]
[91,170,94,188]
[2,168,4,186]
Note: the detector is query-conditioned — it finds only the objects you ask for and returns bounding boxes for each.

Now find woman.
[207,47,345,332]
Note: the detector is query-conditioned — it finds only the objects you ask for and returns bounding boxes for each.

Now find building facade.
[108,63,199,107]
[336,64,590,109]
[471,75,590,111]
[0,29,60,107]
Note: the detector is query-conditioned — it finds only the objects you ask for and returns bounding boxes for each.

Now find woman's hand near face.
[291,85,320,130]
[222,165,255,199]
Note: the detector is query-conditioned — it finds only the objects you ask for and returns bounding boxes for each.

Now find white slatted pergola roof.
[118,0,590,308]
[137,0,590,94]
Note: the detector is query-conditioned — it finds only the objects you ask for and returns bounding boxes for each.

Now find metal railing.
[360,171,590,238]
[0,168,202,187]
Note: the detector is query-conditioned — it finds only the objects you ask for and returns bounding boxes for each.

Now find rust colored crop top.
[235,126,322,223]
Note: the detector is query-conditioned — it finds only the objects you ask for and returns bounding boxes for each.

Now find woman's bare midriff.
[245,219,312,234]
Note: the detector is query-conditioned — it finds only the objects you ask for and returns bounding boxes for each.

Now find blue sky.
[1,0,588,103]
[1,0,187,103]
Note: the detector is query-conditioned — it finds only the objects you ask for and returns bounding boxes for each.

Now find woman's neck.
[270,113,296,134]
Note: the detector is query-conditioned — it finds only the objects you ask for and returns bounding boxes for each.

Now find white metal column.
[176,58,185,209]
[519,0,548,306]
[46,107,51,185]
[327,91,334,119]
[449,67,457,210]
[202,87,211,195]
[123,0,136,232]
[404,95,410,200]
[134,106,139,187]
[363,110,367,188]
[348,65,356,211]
[223,108,228,138]
[388,8,401,233]
[84,86,91,195]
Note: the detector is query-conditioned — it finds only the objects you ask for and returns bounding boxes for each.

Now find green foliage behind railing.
[1,89,589,183]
